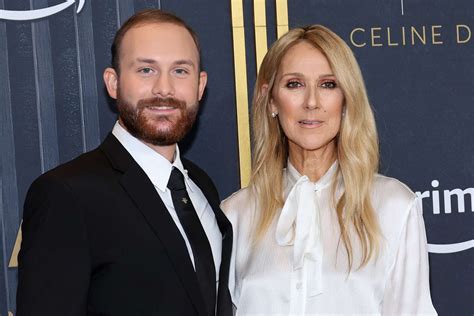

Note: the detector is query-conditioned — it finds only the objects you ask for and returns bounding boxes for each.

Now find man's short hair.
[111,9,200,73]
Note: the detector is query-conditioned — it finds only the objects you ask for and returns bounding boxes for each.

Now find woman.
[222,25,437,315]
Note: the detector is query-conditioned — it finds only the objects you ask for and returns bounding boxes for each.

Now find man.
[17,9,232,316]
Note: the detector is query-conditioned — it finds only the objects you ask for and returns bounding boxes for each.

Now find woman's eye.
[286,81,302,89]
[320,81,337,89]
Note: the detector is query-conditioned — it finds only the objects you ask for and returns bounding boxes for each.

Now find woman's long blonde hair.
[250,25,381,269]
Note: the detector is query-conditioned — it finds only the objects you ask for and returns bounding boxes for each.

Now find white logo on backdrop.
[427,240,474,254]
[0,0,85,21]
[416,181,474,254]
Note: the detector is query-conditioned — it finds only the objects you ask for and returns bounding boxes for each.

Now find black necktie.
[167,167,216,316]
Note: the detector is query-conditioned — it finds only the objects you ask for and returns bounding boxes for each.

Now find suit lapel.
[184,161,234,316]
[100,134,207,316]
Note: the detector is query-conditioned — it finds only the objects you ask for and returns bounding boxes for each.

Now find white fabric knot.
[275,175,324,297]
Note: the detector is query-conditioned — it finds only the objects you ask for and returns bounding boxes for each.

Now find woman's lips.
[298,119,323,127]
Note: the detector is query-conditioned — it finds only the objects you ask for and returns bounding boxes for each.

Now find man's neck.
[142,141,176,162]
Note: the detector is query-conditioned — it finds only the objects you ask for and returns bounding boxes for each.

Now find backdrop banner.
[0,1,472,315]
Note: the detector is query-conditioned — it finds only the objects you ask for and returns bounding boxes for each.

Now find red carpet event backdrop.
[0,0,472,315]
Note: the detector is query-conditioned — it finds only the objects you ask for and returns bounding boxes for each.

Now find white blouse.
[221,162,437,315]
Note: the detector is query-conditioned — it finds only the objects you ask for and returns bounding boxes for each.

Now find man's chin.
[141,133,183,147]
[145,114,181,126]
[144,120,179,134]
[139,124,185,145]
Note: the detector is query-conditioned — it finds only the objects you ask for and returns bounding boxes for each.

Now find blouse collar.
[285,159,339,193]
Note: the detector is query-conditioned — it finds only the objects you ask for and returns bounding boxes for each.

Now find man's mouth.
[146,105,177,110]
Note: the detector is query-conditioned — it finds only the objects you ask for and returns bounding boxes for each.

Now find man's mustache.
[137,97,186,110]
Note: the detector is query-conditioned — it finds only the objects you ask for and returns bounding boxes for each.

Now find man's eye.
[286,81,302,89]
[139,67,153,74]
[174,68,189,75]
[320,81,337,89]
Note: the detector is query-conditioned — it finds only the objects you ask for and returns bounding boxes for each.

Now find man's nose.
[152,73,174,97]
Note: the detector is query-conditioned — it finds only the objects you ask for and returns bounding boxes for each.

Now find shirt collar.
[285,159,339,191]
[112,121,192,193]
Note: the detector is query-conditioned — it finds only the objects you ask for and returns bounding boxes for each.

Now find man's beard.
[117,93,199,146]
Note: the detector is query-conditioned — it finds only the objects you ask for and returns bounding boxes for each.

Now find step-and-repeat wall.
[0,0,472,315]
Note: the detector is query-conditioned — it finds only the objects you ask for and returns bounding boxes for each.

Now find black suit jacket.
[17,134,233,316]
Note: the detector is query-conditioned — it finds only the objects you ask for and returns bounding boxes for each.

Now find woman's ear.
[262,83,278,115]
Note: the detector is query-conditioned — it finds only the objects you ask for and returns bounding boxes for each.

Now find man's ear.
[198,71,208,101]
[103,68,119,99]
[262,83,277,114]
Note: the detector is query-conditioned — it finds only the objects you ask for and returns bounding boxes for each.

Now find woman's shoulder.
[372,173,417,206]
[221,186,257,222]
[371,174,421,237]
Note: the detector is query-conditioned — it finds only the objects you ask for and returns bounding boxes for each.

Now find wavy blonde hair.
[250,25,381,269]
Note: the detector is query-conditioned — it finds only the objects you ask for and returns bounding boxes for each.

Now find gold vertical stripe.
[9,225,21,267]
[253,0,268,72]
[276,0,289,38]
[231,0,251,187]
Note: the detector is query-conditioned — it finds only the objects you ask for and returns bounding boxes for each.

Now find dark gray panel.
[0,177,9,315]
[0,0,19,312]
[243,0,257,111]
[49,4,84,163]
[74,0,100,151]
[92,0,121,141]
[0,17,36,316]
[0,2,12,311]
[117,0,134,27]
[265,0,277,48]
[134,0,161,12]
[31,0,59,172]
[5,0,40,230]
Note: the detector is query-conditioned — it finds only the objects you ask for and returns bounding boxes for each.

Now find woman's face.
[270,41,344,157]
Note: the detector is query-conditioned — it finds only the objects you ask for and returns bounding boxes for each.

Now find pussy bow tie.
[275,175,324,297]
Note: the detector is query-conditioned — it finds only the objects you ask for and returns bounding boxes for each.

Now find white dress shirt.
[222,161,437,315]
[112,122,222,284]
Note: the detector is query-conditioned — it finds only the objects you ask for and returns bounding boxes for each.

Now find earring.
[271,112,278,118]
